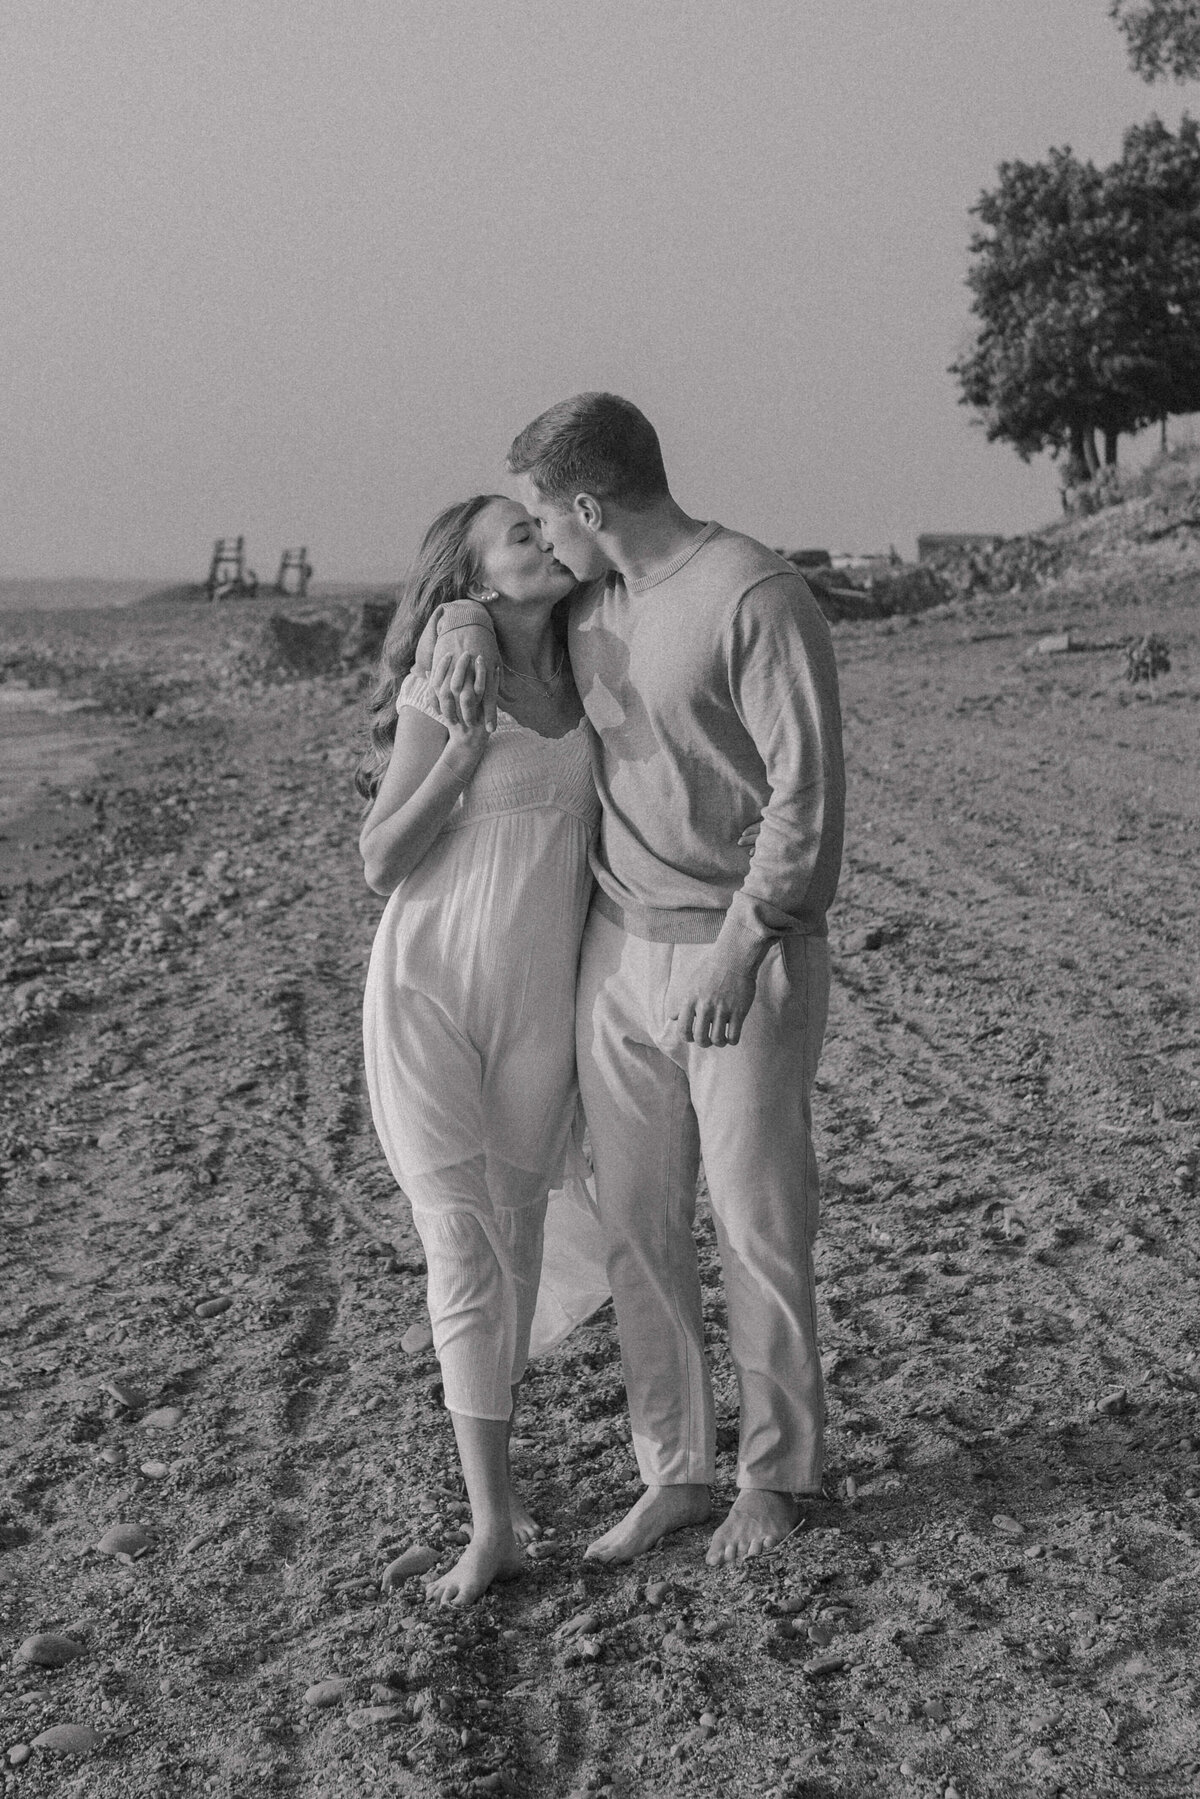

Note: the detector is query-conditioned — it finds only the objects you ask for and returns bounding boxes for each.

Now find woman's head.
[354,495,575,802]
[465,495,577,615]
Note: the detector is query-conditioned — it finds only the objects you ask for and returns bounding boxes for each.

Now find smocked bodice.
[398,670,600,833]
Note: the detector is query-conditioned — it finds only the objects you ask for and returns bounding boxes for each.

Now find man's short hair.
[506,392,669,510]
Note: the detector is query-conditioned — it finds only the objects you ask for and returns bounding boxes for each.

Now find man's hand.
[413,606,501,733]
[668,943,759,1048]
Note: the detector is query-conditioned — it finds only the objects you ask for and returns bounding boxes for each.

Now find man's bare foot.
[425,1528,524,1607]
[705,1489,801,1565]
[509,1488,541,1546]
[584,1485,711,1565]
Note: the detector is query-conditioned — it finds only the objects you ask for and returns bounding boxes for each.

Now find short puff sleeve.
[397,669,446,724]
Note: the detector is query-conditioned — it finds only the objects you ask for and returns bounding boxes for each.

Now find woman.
[358,494,601,1607]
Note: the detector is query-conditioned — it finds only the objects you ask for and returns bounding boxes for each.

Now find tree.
[951,117,1200,480]
[1111,1,1200,82]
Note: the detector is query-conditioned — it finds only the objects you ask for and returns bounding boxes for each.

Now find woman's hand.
[438,652,490,776]
[738,818,763,851]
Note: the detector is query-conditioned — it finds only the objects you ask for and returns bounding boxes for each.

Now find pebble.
[381,1545,439,1587]
[194,1295,231,1318]
[808,1622,836,1647]
[922,1698,950,1723]
[96,1522,152,1558]
[1097,1388,1129,1416]
[844,926,885,954]
[400,1320,434,1354]
[303,1677,350,1708]
[557,1610,601,1640]
[16,1633,84,1668]
[30,1724,103,1756]
[347,1705,407,1730]
[644,1580,669,1607]
[991,1514,1025,1537]
[100,1375,146,1410]
[803,1652,846,1677]
[7,1746,30,1768]
[140,1461,169,1479]
[142,1405,184,1433]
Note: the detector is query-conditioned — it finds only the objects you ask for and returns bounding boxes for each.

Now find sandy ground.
[1,569,1198,1799]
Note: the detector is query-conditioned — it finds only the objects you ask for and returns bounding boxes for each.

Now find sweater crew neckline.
[623,521,721,595]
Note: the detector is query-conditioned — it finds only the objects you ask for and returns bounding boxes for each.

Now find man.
[432,393,844,1565]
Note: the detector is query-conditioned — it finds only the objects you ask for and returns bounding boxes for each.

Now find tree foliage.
[951,116,1200,477]
[1111,0,1200,82]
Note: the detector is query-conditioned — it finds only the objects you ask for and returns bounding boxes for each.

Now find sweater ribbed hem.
[591,887,726,944]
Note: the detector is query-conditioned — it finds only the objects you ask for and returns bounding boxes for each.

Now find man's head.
[506,392,670,580]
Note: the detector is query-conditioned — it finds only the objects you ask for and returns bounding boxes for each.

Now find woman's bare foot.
[705,1489,800,1565]
[509,1488,541,1546]
[584,1484,711,1564]
[425,1528,525,1607]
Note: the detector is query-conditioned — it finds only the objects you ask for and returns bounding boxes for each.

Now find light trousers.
[576,908,830,1492]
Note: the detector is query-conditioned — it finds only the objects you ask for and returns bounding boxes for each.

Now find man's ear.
[574,492,604,534]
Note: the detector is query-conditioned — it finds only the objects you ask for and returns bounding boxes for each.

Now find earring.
[475,589,499,602]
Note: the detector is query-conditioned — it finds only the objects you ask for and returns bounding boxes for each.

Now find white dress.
[363,669,608,1419]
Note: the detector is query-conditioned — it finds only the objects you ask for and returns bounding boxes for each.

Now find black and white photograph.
[2,4,1199,1795]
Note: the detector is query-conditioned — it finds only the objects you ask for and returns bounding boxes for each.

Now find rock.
[96,1522,152,1558]
[807,1622,836,1647]
[844,926,885,954]
[341,598,397,665]
[556,1610,601,1640]
[140,1461,169,1479]
[1031,632,1075,656]
[347,1705,407,1730]
[264,613,345,676]
[16,1633,84,1668]
[7,1745,30,1767]
[142,1406,184,1433]
[31,1724,103,1756]
[194,1295,231,1318]
[304,1677,350,1708]
[991,1514,1025,1537]
[380,1545,439,1587]
[922,1698,949,1722]
[400,1320,434,1355]
[1097,1388,1129,1416]
[100,1375,146,1410]
[803,1651,846,1677]
[644,1580,669,1607]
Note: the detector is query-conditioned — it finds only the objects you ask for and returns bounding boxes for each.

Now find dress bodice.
[398,669,599,833]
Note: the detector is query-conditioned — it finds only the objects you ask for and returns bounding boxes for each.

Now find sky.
[3,0,1199,580]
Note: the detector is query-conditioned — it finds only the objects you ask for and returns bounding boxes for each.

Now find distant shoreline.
[0,578,400,615]
[0,578,170,614]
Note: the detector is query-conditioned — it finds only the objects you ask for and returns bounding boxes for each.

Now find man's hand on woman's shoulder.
[413,602,501,731]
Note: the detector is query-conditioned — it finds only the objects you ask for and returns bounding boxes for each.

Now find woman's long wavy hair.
[355,494,502,803]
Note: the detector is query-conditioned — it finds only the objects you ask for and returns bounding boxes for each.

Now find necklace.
[499,645,566,694]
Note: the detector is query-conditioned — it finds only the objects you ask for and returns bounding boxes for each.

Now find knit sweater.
[432,523,845,954]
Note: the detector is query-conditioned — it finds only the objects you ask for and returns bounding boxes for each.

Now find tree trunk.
[1082,426,1101,477]
[1104,430,1120,467]
[1072,417,1101,482]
